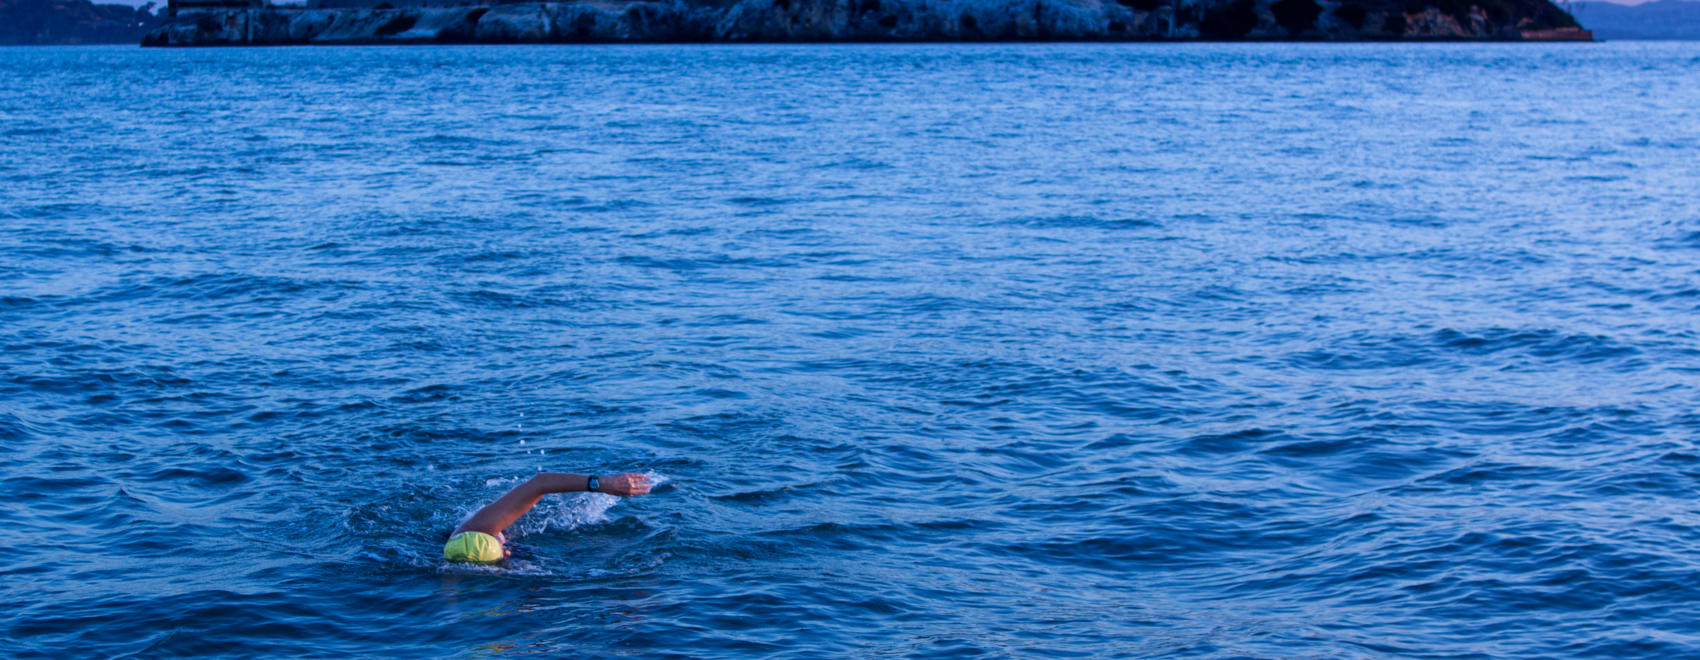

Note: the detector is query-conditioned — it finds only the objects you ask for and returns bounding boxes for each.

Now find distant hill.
[0,0,162,44]
[1573,0,1700,38]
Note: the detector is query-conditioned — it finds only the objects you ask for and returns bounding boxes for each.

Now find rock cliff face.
[142,0,1584,45]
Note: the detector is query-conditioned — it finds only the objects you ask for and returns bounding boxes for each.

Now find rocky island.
[142,0,1590,45]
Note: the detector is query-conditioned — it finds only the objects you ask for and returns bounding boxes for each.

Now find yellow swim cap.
[444,531,503,563]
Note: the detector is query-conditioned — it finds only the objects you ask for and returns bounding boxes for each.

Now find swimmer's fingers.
[605,473,654,497]
[628,473,653,496]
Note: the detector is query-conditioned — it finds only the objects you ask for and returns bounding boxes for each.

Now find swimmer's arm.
[454,472,654,537]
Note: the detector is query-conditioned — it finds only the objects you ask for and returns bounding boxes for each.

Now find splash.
[437,559,552,577]
[510,492,619,537]
[483,471,669,538]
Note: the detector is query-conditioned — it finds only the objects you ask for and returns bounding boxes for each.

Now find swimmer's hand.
[597,473,654,497]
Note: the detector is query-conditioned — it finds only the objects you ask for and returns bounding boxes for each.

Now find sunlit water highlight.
[3,42,1700,659]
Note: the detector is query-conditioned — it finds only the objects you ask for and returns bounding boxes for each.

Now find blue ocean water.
[2,42,1699,659]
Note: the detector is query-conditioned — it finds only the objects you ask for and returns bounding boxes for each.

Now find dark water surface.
[3,42,1700,659]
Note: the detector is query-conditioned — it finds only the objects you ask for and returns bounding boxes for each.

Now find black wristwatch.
[586,475,599,493]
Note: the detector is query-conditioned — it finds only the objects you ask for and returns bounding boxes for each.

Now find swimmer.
[444,472,653,563]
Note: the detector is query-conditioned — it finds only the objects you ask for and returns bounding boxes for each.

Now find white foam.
[437,558,551,576]
[510,492,621,537]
